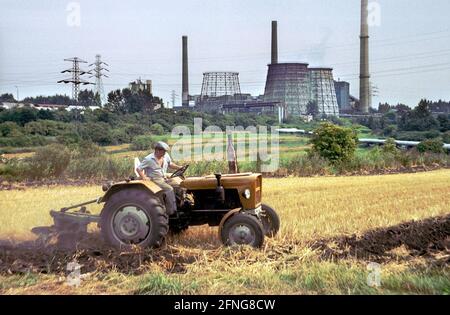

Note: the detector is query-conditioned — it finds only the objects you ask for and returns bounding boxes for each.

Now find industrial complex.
[177,0,372,119]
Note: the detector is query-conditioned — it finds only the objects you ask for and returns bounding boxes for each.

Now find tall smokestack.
[359,0,370,113]
[271,21,278,65]
[182,36,189,107]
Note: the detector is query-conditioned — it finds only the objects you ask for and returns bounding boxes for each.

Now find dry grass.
[0,170,449,295]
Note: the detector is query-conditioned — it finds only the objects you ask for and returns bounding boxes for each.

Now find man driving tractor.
[136,141,182,215]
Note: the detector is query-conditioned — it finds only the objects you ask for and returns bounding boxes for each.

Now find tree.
[437,114,450,132]
[0,93,16,102]
[378,103,391,114]
[310,123,358,163]
[23,94,73,105]
[78,89,100,107]
[106,89,125,113]
[399,99,439,131]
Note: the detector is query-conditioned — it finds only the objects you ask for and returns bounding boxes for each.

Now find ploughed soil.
[0,215,448,278]
[311,214,450,267]
[0,233,196,276]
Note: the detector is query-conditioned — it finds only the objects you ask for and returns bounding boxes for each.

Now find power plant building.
[185,20,343,118]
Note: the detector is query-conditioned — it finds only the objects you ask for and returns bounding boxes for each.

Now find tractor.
[49,165,280,248]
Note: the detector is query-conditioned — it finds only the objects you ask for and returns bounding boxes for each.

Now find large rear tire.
[220,213,264,248]
[260,204,280,238]
[100,188,169,249]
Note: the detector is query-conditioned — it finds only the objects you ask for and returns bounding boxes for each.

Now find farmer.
[136,141,182,215]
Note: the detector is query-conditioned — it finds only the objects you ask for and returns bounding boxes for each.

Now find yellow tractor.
[50,165,279,248]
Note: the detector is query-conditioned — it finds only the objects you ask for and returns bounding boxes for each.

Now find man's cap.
[154,141,170,151]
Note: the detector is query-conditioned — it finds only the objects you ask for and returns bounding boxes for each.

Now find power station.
[179,0,370,118]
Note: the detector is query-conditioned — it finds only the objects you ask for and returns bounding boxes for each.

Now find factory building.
[129,79,152,94]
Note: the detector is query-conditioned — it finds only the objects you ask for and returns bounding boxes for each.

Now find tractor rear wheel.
[260,204,280,238]
[100,188,169,249]
[220,213,264,248]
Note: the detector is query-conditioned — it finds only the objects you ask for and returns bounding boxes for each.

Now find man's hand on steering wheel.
[170,164,189,179]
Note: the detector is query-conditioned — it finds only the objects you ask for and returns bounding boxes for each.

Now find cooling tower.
[309,68,339,117]
[264,63,310,116]
[198,72,241,112]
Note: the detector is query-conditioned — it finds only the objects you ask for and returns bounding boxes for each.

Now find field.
[0,170,449,295]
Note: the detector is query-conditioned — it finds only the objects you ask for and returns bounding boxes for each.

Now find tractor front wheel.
[100,188,169,249]
[220,213,264,248]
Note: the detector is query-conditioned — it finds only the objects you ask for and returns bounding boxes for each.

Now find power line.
[89,54,110,105]
[57,57,94,104]
[170,90,178,108]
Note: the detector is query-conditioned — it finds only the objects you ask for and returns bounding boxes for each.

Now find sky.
[1,0,450,108]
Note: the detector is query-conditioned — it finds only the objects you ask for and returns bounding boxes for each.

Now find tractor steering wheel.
[170,165,189,179]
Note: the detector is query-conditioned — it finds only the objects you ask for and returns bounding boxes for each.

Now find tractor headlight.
[243,189,251,199]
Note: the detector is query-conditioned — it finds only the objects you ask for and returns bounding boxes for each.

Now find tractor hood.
[181,173,262,209]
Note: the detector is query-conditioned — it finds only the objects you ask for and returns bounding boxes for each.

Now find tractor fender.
[99,180,163,204]
[218,207,242,237]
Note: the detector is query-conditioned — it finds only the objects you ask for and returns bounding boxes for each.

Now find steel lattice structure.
[89,54,109,105]
[309,68,339,116]
[57,57,93,104]
[200,72,241,99]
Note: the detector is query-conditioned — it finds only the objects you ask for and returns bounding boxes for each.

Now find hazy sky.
[1,0,450,107]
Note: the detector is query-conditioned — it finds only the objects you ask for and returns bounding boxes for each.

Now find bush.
[84,122,114,145]
[0,135,50,147]
[0,158,24,181]
[28,144,71,178]
[71,141,104,159]
[382,125,397,137]
[150,123,165,135]
[281,153,330,176]
[382,138,399,155]
[124,125,148,138]
[310,123,358,163]
[66,156,133,180]
[131,135,156,151]
[24,120,71,136]
[442,131,450,144]
[57,131,82,145]
[417,139,445,154]
[0,122,23,137]
[395,131,440,141]
[110,129,132,144]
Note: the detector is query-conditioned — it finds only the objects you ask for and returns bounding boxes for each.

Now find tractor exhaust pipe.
[215,173,225,205]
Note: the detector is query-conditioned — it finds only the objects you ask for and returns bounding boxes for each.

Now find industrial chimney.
[359,0,370,113]
[271,21,278,64]
[182,36,189,107]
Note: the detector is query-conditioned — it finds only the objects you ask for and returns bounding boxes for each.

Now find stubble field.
[0,170,449,294]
